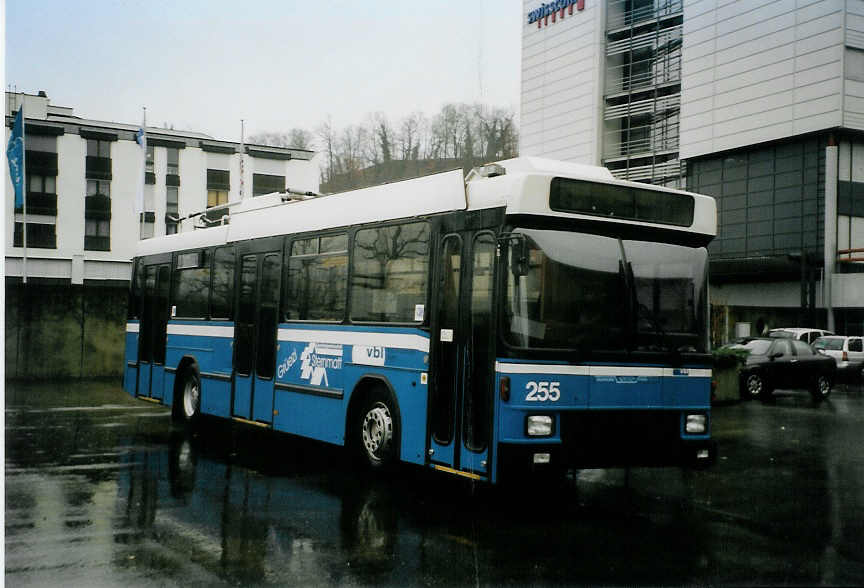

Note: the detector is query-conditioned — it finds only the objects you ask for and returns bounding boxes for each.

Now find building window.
[85,180,111,251]
[253,173,285,196]
[84,219,110,251]
[87,139,110,158]
[166,186,179,234]
[85,139,112,180]
[145,144,155,184]
[23,174,58,216]
[166,148,179,175]
[206,169,230,222]
[207,189,228,208]
[14,222,57,249]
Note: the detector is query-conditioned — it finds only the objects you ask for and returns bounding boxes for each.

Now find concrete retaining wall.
[6,281,128,379]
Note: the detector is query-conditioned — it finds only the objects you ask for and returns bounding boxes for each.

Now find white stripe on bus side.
[277,328,430,353]
[166,324,235,338]
[495,363,711,378]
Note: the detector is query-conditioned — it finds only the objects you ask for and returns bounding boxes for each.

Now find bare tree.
[248,128,313,150]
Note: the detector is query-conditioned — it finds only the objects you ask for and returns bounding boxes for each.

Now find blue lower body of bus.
[124,321,714,483]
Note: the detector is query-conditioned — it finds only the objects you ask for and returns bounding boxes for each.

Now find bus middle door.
[137,263,170,400]
[428,231,496,478]
[233,249,281,424]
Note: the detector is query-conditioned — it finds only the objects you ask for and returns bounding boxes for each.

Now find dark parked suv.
[730,338,836,401]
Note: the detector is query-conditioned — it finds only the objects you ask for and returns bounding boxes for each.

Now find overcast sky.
[6,0,523,142]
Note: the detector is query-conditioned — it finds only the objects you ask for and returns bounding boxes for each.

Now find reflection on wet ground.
[5,380,864,586]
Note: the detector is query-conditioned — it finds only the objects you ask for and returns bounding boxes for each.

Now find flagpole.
[21,103,27,285]
[139,107,146,238]
[239,119,245,200]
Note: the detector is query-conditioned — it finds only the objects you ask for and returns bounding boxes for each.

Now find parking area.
[5,380,864,586]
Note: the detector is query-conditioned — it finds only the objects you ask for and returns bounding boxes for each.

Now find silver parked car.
[769,328,834,344]
[813,336,864,382]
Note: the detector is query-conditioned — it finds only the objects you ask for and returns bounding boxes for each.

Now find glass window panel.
[351,221,430,322]
[284,251,347,321]
[257,254,281,378]
[320,234,348,253]
[44,176,56,193]
[211,247,235,319]
[28,135,56,152]
[291,237,318,256]
[464,233,496,452]
[172,250,210,318]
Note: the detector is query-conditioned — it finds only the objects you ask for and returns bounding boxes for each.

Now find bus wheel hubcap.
[362,403,392,460]
[184,380,199,418]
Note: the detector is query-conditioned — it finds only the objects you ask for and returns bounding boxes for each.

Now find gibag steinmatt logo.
[528,0,584,28]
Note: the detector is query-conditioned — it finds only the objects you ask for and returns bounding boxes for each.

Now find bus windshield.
[504,228,708,355]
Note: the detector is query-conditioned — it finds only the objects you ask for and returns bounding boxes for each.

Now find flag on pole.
[7,107,25,209]
[134,113,146,214]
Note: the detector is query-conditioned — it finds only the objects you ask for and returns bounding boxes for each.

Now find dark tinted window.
[284,234,348,321]
[351,222,430,322]
[257,254,281,379]
[792,340,814,356]
[211,247,235,319]
[235,256,257,376]
[550,178,694,227]
[172,250,210,318]
[464,234,495,452]
[128,260,144,319]
[849,338,863,352]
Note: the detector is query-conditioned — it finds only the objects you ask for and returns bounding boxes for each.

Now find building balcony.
[84,194,112,221]
[85,156,112,180]
[15,192,57,216]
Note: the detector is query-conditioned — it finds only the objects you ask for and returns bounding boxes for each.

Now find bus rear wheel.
[356,389,398,469]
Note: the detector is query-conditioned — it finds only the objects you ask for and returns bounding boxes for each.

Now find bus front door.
[428,231,496,478]
[233,251,281,424]
[137,263,170,400]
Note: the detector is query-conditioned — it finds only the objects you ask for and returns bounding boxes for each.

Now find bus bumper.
[497,438,716,482]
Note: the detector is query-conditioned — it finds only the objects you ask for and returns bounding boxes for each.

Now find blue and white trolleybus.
[124,157,717,482]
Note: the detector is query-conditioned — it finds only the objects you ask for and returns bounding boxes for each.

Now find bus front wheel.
[177,368,201,423]
[356,389,398,469]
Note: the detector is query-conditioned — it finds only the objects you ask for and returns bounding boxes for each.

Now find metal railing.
[606,0,683,31]
[608,159,683,183]
[604,94,679,120]
[603,121,680,159]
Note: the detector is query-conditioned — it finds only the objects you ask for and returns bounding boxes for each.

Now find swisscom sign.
[528,0,585,28]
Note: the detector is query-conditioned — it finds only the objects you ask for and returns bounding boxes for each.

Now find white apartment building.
[521,0,864,338]
[5,91,318,286]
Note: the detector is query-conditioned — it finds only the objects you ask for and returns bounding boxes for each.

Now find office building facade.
[521,0,864,338]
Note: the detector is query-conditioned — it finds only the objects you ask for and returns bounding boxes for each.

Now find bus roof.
[135,157,716,257]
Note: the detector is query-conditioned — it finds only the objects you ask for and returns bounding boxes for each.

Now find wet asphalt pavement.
[5,380,864,586]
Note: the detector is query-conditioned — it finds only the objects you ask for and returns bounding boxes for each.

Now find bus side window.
[284,234,348,321]
[351,221,430,323]
[211,246,235,320]
[172,249,210,318]
[128,260,144,319]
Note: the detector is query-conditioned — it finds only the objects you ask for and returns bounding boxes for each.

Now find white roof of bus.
[135,157,716,257]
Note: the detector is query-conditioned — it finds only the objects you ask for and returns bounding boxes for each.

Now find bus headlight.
[685,414,707,434]
[526,415,553,436]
